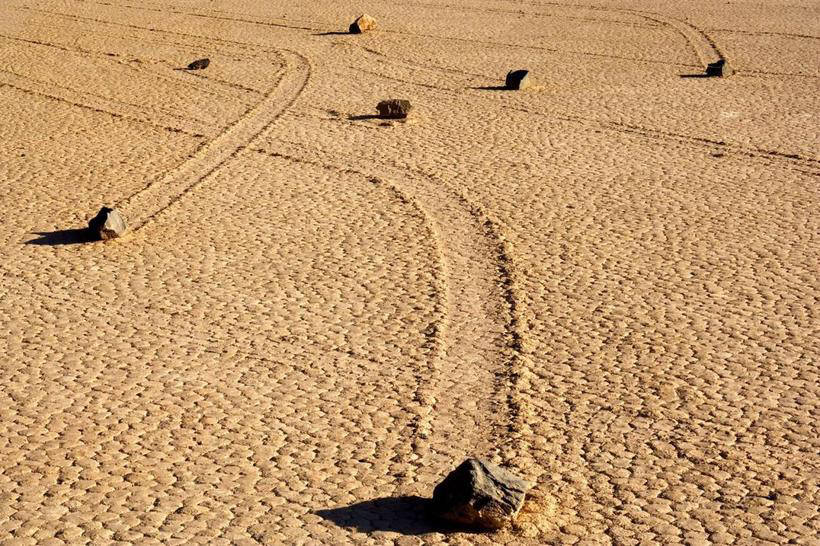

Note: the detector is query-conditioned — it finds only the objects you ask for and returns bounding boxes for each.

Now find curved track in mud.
[118,49,311,230]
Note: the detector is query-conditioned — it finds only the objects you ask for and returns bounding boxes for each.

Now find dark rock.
[349,14,377,34]
[377,99,412,119]
[88,207,127,240]
[505,70,534,90]
[705,59,733,78]
[187,58,210,70]
[432,458,532,530]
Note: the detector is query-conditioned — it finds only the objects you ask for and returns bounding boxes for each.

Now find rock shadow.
[347,114,383,121]
[315,496,462,536]
[469,85,511,91]
[26,228,97,246]
[313,31,352,36]
[679,73,712,79]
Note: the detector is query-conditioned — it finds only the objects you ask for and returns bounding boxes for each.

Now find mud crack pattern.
[1,0,818,544]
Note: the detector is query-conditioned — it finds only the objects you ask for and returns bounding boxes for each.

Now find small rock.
[505,70,533,90]
[432,458,532,530]
[377,99,412,119]
[88,207,127,240]
[349,14,377,34]
[705,59,733,78]
[186,58,210,70]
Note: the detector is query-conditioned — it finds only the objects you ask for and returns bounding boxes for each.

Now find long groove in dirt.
[249,141,530,473]
[117,50,309,230]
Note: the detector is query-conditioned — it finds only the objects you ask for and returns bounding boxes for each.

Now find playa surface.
[1,0,818,543]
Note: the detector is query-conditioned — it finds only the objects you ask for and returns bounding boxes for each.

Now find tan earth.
[1,0,818,544]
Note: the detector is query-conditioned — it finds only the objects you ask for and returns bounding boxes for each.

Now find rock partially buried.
[505,69,534,90]
[376,99,412,119]
[349,14,377,34]
[88,207,127,240]
[432,458,533,530]
[705,59,733,78]
[186,58,210,70]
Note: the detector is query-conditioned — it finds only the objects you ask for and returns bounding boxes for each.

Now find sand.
[0,0,818,543]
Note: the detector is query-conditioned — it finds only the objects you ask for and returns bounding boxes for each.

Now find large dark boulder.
[705,59,733,78]
[505,70,533,90]
[88,207,127,240]
[376,99,412,119]
[431,458,532,530]
[186,58,210,70]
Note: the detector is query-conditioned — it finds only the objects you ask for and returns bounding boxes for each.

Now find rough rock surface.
[376,99,412,119]
[706,59,733,77]
[88,207,127,240]
[186,58,210,70]
[505,70,533,90]
[432,458,533,530]
[349,14,377,34]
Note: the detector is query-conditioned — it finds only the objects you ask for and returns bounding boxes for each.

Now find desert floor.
[1,0,818,544]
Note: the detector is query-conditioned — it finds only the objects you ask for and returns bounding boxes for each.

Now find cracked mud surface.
[1,0,818,544]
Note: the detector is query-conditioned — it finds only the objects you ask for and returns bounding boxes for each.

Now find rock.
[705,59,733,78]
[377,99,412,119]
[349,14,377,34]
[88,207,127,240]
[186,58,210,70]
[505,69,533,90]
[432,458,532,530]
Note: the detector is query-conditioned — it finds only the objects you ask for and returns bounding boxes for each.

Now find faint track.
[738,70,820,80]
[396,0,662,28]
[15,6,280,55]
[348,49,820,172]
[0,65,212,133]
[0,75,204,138]
[706,28,820,41]
[0,32,259,105]
[62,0,323,32]
[625,10,726,67]
[378,28,698,68]
[118,50,309,230]
[36,0,694,68]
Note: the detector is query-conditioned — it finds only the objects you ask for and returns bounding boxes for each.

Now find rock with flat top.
[186,58,210,70]
[88,207,127,240]
[431,458,532,530]
[705,59,733,77]
[376,99,412,119]
[505,70,533,90]
[349,14,377,34]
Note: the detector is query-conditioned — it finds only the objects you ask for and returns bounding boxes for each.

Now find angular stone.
[186,58,210,70]
[88,207,127,240]
[431,458,532,530]
[705,59,733,78]
[505,70,533,90]
[349,14,377,34]
[376,99,412,119]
